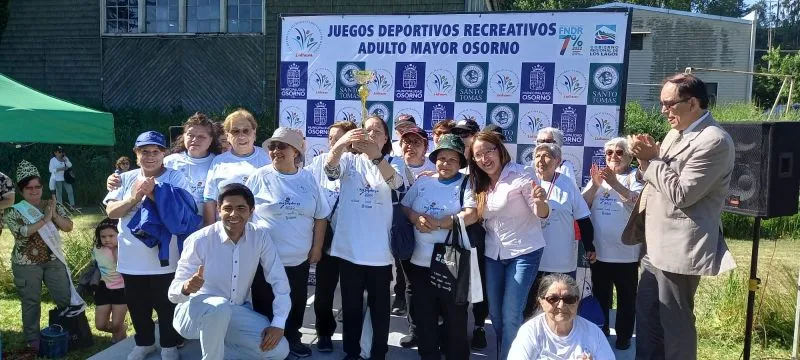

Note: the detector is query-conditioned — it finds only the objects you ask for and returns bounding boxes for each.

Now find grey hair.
[537,273,580,299]
[537,127,564,147]
[604,137,632,158]
[534,143,562,161]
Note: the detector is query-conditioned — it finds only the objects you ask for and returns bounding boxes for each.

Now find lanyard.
[545,173,560,200]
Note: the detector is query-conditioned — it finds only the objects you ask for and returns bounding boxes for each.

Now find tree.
[752,47,800,107]
[511,0,691,12]
[693,0,745,18]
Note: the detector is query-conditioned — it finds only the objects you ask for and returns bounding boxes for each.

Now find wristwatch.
[371,156,383,166]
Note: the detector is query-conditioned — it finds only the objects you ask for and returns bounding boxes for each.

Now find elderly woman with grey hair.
[536,127,577,184]
[581,137,644,350]
[509,274,614,359]
[523,143,594,318]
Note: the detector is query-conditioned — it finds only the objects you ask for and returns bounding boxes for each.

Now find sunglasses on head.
[536,138,556,144]
[267,142,289,151]
[605,149,624,156]
[543,294,579,305]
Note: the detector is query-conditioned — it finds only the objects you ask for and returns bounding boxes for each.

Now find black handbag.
[76,260,101,298]
[64,167,76,184]
[388,157,415,260]
[429,216,471,305]
[48,306,93,350]
[459,178,486,251]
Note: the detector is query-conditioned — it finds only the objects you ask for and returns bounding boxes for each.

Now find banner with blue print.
[279,10,630,188]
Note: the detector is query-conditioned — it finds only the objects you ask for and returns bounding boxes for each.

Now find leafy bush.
[622,102,670,142]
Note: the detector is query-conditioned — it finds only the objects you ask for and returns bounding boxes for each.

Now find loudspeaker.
[721,122,800,218]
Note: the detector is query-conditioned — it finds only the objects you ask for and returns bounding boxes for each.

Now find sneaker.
[399,334,417,348]
[391,298,407,316]
[471,327,487,350]
[317,336,334,352]
[615,338,632,350]
[161,346,181,360]
[290,342,313,357]
[127,345,156,360]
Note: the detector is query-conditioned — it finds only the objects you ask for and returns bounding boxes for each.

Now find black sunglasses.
[543,294,579,305]
[267,142,289,151]
[605,149,624,156]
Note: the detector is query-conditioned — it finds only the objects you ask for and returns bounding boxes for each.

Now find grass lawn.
[1,209,799,359]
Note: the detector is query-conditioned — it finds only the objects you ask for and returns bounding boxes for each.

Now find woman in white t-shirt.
[536,127,577,184]
[304,120,358,351]
[163,112,221,213]
[246,127,330,358]
[324,115,403,360]
[509,273,614,360]
[400,134,479,359]
[525,143,594,318]
[202,109,271,225]
[469,131,550,360]
[104,131,191,360]
[581,137,644,350]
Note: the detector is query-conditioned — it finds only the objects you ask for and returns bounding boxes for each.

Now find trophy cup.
[354,70,375,122]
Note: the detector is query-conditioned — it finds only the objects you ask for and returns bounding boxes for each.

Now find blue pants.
[484,248,543,360]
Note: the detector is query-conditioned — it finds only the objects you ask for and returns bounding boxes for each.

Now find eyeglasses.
[24,185,43,191]
[402,138,426,147]
[229,128,253,137]
[267,142,289,151]
[473,148,497,161]
[456,132,473,139]
[605,149,624,156]
[536,138,557,144]
[543,294,579,305]
[660,98,690,110]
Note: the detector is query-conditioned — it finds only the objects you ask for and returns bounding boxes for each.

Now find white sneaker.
[127,345,156,360]
[161,346,181,360]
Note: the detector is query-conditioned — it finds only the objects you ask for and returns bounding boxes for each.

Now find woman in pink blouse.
[468,132,550,360]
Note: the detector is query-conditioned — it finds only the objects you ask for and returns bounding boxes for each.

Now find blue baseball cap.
[134,131,167,149]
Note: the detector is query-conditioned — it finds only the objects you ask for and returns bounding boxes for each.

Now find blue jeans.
[484,248,543,360]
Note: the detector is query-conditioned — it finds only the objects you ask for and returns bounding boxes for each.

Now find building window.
[706,82,718,106]
[187,0,221,33]
[146,0,179,33]
[227,0,262,33]
[630,33,645,50]
[106,0,139,33]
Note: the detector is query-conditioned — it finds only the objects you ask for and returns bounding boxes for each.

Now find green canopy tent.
[0,74,115,146]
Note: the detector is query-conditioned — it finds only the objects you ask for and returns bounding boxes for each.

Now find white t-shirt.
[203,147,271,202]
[164,152,215,213]
[330,152,394,266]
[583,169,644,263]
[305,153,340,222]
[508,313,615,360]
[389,156,436,189]
[247,165,331,266]
[400,175,476,267]
[391,141,403,157]
[48,156,72,183]
[538,173,591,273]
[103,168,191,275]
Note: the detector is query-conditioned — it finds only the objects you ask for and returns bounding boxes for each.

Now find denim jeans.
[484,248,543,360]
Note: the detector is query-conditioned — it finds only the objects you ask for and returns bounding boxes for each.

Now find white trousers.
[173,295,289,360]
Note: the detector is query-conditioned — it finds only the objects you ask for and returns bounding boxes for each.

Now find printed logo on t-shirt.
[278,196,302,220]
[596,191,618,216]
[538,349,593,359]
[423,201,446,217]
[356,182,379,208]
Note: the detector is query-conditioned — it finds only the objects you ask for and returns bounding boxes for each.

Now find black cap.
[482,124,505,141]
[452,118,480,134]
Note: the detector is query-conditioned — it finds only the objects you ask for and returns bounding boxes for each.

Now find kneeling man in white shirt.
[169,183,291,359]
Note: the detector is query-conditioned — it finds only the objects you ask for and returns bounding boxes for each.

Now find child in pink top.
[92,218,128,342]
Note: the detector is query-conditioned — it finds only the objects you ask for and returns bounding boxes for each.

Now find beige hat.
[263,127,305,160]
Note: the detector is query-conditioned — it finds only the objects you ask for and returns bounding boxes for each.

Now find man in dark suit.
[624,73,737,360]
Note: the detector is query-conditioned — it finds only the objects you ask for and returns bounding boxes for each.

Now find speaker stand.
[792,266,800,360]
[744,217,762,360]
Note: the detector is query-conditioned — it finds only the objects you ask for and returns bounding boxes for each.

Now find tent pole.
[744,216,762,360]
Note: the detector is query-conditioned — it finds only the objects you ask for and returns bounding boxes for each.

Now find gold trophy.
[354,70,375,122]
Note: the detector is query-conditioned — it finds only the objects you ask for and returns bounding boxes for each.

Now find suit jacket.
[622,113,736,276]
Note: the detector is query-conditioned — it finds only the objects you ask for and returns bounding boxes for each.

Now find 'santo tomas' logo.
[368,103,391,120]
[336,62,365,101]
[594,25,616,44]
[488,103,519,143]
[339,63,360,87]
[286,21,322,57]
[426,69,455,97]
[593,65,619,90]
[456,62,488,102]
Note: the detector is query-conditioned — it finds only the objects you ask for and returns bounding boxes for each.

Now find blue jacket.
[128,183,202,267]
